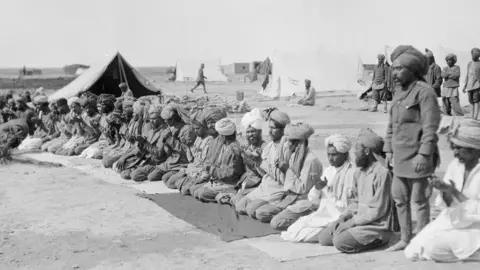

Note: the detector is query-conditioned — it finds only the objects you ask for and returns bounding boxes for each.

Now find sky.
[2,0,480,67]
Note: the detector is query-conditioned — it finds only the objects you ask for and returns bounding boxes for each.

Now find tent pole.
[118,56,130,91]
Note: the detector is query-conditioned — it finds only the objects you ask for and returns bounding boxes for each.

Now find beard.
[355,154,369,168]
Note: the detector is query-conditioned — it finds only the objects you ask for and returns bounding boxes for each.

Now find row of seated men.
[0,91,479,262]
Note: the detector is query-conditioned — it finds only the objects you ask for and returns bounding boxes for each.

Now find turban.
[325,134,352,153]
[472,48,480,58]
[425,51,434,58]
[391,45,428,77]
[98,94,116,105]
[191,111,204,128]
[67,97,80,106]
[215,118,236,136]
[358,128,384,154]
[305,79,311,84]
[285,123,315,140]
[33,95,48,105]
[149,104,163,118]
[449,118,480,150]
[268,110,290,128]
[377,54,385,60]
[160,105,175,120]
[241,108,264,130]
[201,107,227,124]
[56,98,68,107]
[122,99,135,110]
[119,82,127,88]
[7,98,15,104]
[445,53,457,63]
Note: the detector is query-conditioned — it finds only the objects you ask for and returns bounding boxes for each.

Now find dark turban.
[268,110,291,128]
[285,122,315,140]
[56,98,68,107]
[391,45,428,77]
[201,107,227,124]
[98,94,116,105]
[445,53,457,64]
[358,128,384,154]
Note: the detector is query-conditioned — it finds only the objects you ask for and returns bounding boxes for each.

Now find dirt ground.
[1,82,479,269]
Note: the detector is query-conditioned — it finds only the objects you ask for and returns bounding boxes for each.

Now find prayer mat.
[137,193,280,242]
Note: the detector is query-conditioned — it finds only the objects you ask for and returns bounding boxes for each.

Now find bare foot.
[386,240,409,252]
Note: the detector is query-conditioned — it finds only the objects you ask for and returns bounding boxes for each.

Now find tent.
[175,59,228,82]
[259,48,364,98]
[48,52,163,101]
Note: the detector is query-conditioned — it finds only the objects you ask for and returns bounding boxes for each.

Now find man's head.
[149,105,165,129]
[391,45,428,87]
[215,118,237,140]
[471,48,480,61]
[122,100,134,122]
[161,105,182,127]
[241,108,264,145]
[200,63,205,69]
[305,79,311,89]
[7,98,16,110]
[201,107,227,136]
[445,53,457,67]
[98,94,116,114]
[267,110,290,142]
[191,111,207,137]
[425,51,435,65]
[377,54,385,64]
[354,129,384,169]
[119,83,128,92]
[448,118,480,164]
[33,95,49,112]
[284,122,314,153]
[325,134,351,168]
[80,97,98,116]
[68,97,82,115]
[56,98,70,114]
[15,97,27,110]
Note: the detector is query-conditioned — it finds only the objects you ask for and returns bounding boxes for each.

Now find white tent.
[175,59,228,82]
[259,48,364,98]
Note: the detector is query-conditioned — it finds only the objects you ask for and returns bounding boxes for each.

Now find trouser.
[269,208,313,230]
[193,183,236,203]
[391,176,430,242]
[130,165,174,182]
[166,171,188,190]
[442,96,464,116]
[252,202,312,230]
[371,88,384,103]
[317,223,389,253]
[74,143,93,156]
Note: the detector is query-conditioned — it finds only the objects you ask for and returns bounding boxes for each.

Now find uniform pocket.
[399,101,420,123]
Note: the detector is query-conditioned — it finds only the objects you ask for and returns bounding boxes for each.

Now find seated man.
[317,129,395,253]
[405,118,480,262]
[41,98,73,153]
[250,122,323,230]
[192,118,245,202]
[297,79,316,106]
[130,105,196,182]
[217,108,266,204]
[281,134,355,242]
[234,110,291,214]
[174,107,227,194]
[0,110,37,150]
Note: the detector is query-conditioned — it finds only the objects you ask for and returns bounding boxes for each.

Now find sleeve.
[343,169,360,219]
[441,67,449,79]
[284,158,323,194]
[432,66,443,89]
[418,88,441,156]
[383,106,393,153]
[308,186,322,205]
[464,62,471,87]
[449,66,461,80]
[213,148,245,184]
[352,170,393,226]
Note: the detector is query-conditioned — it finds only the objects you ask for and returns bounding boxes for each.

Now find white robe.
[405,158,480,262]
[280,162,354,242]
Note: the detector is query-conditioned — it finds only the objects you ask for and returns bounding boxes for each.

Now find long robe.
[405,158,480,262]
[102,118,140,168]
[281,161,355,242]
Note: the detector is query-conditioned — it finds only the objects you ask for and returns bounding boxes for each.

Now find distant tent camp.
[175,59,228,82]
[259,48,364,98]
[48,52,163,101]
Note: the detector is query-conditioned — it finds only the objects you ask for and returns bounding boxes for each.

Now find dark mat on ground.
[137,193,280,242]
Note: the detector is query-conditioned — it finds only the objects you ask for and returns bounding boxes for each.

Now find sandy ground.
[1,82,479,269]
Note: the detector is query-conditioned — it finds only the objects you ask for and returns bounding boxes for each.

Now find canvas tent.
[175,59,228,82]
[49,52,163,101]
[259,48,364,98]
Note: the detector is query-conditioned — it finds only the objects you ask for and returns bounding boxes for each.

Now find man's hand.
[276,160,289,173]
[463,86,467,93]
[428,176,456,194]
[314,177,328,190]
[334,219,355,235]
[412,154,428,173]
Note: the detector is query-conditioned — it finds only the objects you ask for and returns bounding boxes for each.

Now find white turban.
[215,118,236,136]
[33,95,48,105]
[325,134,352,153]
[241,108,264,130]
[67,97,80,106]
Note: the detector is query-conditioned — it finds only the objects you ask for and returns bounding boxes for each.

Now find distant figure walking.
[190,63,208,94]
